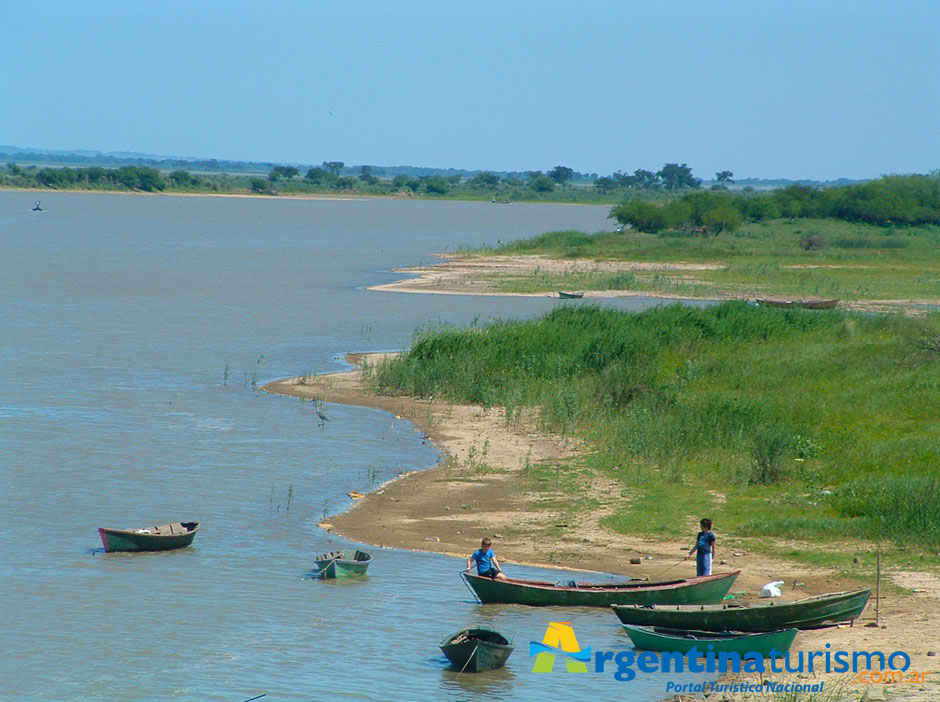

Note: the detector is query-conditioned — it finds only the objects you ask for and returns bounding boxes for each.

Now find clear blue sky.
[3,1,939,180]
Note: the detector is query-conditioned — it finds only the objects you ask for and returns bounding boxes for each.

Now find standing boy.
[685,518,716,576]
[466,537,508,580]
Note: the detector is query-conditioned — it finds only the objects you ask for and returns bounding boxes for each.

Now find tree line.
[611,174,940,233]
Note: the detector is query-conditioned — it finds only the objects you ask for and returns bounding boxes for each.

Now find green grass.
[488,221,940,304]
[370,303,940,551]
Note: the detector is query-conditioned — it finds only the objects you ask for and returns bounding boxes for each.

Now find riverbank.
[264,354,939,701]
[367,252,940,314]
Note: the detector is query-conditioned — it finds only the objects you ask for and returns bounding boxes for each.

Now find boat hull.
[315,549,372,578]
[755,298,839,309]
[98,522,199,553]
[623,626,798,657]
[441,628,514,672]
[462,570,739,607]
[612,589,871,632]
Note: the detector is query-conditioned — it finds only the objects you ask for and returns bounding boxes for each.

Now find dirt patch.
[262,354,940,700]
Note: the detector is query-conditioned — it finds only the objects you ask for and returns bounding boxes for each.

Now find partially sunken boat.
[314,549,372,578]
[440,627,514,672]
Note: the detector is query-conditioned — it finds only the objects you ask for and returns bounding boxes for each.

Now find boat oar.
[459,570,482,603]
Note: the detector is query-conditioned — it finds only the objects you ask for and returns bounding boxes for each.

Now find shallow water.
[0,191,714,700]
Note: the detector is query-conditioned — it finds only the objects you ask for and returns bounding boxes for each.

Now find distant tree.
[358,165,379,185]
[716,170,734,186]
[469,171,500,189]
[322,161,345,175]
[610,200,667,232]
[7,162,22,176]
[86,166,107,183]
[268,166,299,182]
[594,176,618,193]
[524,170,543,181]
[249,178,268,193]
[446,174,463,185]
[305,167,331,184]
[702,205,743,234]
[529,175,556,193]
[620,169,659,190]
[658,163,700,191]
[424,176,448,195]
[547,165,574,184]
[169,170,195,187]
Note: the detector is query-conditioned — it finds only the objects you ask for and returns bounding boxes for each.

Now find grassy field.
[481,220,940,306]
[369,303,940,554]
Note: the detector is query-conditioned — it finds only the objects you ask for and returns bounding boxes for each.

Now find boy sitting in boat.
[466,537,508,580]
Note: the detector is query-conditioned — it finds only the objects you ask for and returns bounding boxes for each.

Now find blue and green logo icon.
[530,622,592,673]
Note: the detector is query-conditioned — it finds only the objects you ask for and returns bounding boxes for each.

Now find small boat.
[98,521,199,553]
[611,589,871,632]
[461,570,739,607]
[755,298,839,309]
[558,291,584,299]
[32,201,43,212]
[440,627,514,672]
[623,625,798,657]
[314,549,372,578]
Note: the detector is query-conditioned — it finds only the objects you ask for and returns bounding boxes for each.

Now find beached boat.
[558,291,584,299]
[622,626,798,657]
[440,627,514,672]
[98,521,199,552]
[314,549,372,578]
[461,570,739,607]
[755,298,839,309]
[611,589,871,631]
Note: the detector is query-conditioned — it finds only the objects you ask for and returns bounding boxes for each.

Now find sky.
[2,1,939,180]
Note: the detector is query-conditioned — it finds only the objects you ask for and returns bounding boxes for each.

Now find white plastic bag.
[759,580,785,598]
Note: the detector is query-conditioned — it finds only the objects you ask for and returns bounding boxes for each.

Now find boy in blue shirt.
[466,537,508,580]
[684,518,716,576]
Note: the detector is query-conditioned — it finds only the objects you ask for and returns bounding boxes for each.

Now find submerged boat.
[461,570,739,607]
[98,521,199,552]
[558,291,584,299]
[440,627,514,672]
[623,625,798,657]
[314,549,372,578]
[611,589,871,632]
[755,298,839,309]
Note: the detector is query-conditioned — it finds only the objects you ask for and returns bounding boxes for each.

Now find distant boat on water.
[557,291,584,299]
[755,298,839,310]
[32,201,43,211]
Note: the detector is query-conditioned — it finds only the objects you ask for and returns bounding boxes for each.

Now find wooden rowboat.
[461,570,739,607]
[558,291,584,299]
[314,549,372,578]
[755,298,839,309]
[98,521,199,553]
[440,627,514,672]
[623,625,798,657]
[612,589,871,632]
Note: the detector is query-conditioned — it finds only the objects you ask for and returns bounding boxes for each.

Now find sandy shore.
[367,252,940,316]
[264,354,939,700]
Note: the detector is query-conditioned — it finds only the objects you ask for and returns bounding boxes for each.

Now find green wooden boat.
[558,291,584,299]
[314,549,372,578]
[98,521,199,553]
[441,627,514,672]
[461,570,739,607]
[623,626,798,657]
[612,589,871,631]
